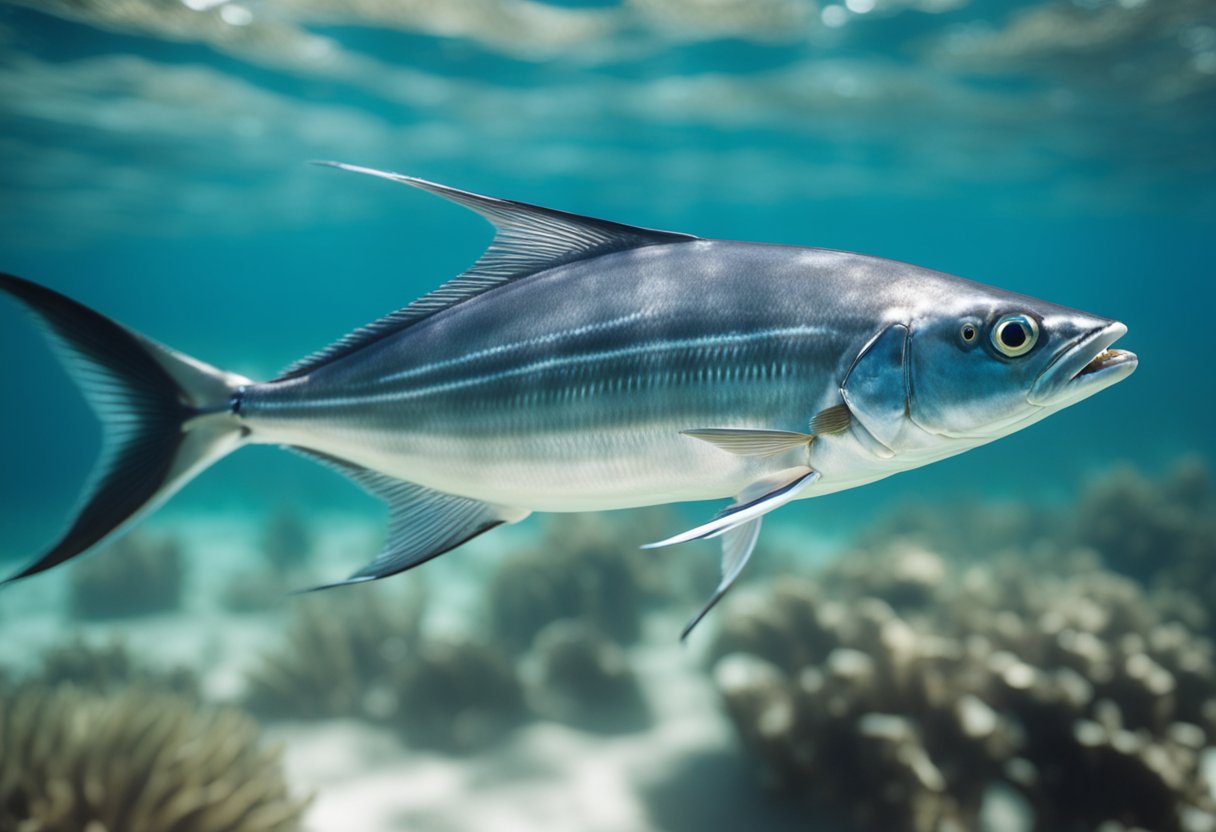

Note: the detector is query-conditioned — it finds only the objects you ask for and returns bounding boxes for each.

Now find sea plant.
[524,619,650,733]
[0,683,309,831]
[1071,457,1216,603]
[485,511,666,653]
[243,583,425,721]
[29,635,199,697]
[391,636,527,752]
[245,583,527,752]
[712,544,1216,832]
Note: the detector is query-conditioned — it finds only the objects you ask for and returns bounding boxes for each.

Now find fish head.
[904,287,1137,444]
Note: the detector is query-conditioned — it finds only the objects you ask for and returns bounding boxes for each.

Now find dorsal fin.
[276,162,697,380]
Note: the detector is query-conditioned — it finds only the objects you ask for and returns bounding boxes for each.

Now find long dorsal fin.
[277,162,697,380]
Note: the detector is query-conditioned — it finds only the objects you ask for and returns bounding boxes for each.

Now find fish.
[0,162,1138,638]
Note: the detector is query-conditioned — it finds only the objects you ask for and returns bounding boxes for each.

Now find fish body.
[0,164,1137,637]
[248,241,883,510]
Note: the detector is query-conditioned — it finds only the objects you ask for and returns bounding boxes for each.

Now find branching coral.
[486,511,669,653]
[28,635,199,697]
[392,637,526,752]
[0,684,308,831]
[711,545,1216,832]
[854,457,1216,623]
[244,584,526,752]
[523,619,651,733]
[249,508,674,745]
[1072,457,1216,609]
[243,584,425,721]
[68,529,184,619]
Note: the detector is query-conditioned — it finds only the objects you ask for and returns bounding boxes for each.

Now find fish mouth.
[1028,321,1137,406]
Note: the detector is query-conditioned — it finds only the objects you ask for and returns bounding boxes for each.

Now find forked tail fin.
[0,273,251,584]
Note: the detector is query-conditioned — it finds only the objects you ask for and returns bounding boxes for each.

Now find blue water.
[3,4,1216,830]
[0,0,1213,550]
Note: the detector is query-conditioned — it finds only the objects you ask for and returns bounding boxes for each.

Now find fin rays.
[642,468,819,549]
[0,273,247,585]
[679,518,763,641]
[681,428,813,457]
[278,163,696,380]
[293,450,524,588]
[643,468,821,640]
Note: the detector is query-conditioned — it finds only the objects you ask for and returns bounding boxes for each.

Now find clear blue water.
[2,4,1216,829]
[0,0,1213,549]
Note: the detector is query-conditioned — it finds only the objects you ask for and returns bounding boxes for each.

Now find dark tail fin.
[0,273,251,584]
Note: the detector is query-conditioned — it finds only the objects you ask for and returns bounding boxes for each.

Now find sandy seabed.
[4,506,1214,832]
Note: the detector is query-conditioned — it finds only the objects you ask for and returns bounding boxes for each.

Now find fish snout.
[1029,320,1137,407]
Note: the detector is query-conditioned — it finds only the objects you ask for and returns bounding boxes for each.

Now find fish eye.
[991,314,1039,357]
[960,323,977,343]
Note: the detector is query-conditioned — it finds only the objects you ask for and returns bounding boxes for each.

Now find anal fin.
[295,450,528,590]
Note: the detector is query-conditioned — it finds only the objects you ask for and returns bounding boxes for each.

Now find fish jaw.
[1028,320,1138,407]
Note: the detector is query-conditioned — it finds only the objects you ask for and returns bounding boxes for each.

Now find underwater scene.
[1,0,1215,830]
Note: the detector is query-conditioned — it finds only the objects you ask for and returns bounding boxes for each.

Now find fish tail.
[0,273,251,584]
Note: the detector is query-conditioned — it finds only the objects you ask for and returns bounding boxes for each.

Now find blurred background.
[0,1,1213,830]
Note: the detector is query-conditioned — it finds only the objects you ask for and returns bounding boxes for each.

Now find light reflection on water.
[0,2,1214,830]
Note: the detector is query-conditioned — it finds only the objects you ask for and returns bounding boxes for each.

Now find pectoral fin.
[681,428,813,457]
[809,403,852,435]
[682,405,852,458]
[680,517,762,641]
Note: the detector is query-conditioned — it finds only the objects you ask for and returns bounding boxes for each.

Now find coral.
[28,636,199,697]
[1071,457,1216,605]
[245,584,526,752]
[68,529,184,619]
[486,511,668,653]
[523,619,650,733]
[392,637,527,752]
[246,508,677,747]
[0,684,308,832]
[711,544,1216,832]
[855,457,1216,630]
[243,584,425,722]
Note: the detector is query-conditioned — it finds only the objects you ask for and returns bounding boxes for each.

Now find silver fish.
[0,163,1138,637]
